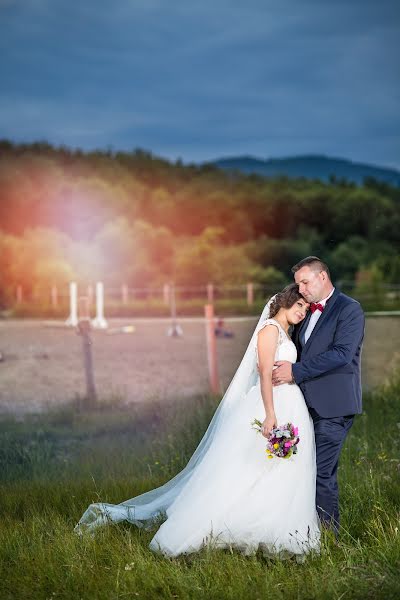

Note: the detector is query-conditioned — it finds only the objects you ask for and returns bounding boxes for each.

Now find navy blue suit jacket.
[292,289,365,418]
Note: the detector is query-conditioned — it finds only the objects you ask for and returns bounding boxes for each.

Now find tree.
[34,258,76,296]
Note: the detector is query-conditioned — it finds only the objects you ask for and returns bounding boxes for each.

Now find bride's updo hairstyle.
[268,283,304,318]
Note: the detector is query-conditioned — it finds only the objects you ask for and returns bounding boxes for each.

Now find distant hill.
[211,155,400,186]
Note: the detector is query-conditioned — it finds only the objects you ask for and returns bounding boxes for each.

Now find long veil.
[75,296,276,534]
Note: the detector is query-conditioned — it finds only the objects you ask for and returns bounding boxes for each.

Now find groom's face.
[294,266,325,303]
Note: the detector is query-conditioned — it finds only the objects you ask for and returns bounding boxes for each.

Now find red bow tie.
[310,302,324,314]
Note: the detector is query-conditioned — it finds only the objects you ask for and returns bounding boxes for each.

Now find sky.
[0,0,399,168]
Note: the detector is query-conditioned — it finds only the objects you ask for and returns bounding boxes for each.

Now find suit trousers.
[309,408,354,534]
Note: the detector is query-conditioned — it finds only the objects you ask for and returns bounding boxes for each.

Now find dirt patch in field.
[0,317,398,415]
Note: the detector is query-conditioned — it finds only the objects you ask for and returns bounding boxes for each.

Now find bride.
[75,283,320,557]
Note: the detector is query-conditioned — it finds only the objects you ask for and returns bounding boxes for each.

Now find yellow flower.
[267,455,273,459]
[273,443,279,449]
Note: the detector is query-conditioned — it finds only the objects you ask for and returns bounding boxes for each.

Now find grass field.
[0,370,399,599]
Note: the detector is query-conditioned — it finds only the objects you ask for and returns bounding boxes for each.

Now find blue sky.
[0,0,399,167]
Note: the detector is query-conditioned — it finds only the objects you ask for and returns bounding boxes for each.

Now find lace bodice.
[256,318,297,364]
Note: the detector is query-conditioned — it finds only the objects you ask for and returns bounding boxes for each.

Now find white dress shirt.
[304,287,335,344]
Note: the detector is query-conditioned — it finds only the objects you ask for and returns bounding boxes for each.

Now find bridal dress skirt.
[149,381,320,557]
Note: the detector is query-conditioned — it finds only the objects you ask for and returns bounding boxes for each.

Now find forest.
[0,140,399,309]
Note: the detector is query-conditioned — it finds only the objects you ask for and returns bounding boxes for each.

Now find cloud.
[0,0,399,167]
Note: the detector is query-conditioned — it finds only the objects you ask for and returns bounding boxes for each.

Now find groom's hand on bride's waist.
[272,361,294,386]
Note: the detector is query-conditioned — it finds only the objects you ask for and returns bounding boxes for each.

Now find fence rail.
[4,281,400,318]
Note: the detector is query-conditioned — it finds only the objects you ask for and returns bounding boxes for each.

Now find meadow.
[0,369,399,600]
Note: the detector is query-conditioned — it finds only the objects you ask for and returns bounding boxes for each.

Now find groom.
[272,256,365,534]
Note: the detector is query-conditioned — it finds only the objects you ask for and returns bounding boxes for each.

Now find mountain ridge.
[209,154,400,186]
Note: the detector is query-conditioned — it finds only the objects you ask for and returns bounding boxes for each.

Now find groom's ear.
[320,270,328,282]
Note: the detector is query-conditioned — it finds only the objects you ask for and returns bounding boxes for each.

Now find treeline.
[0,140,399,305]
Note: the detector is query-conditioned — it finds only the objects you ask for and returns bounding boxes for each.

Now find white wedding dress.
[76,311,320,557]
[149,319,319,556]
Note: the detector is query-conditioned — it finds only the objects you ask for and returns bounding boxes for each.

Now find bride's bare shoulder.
[258,319,280,337]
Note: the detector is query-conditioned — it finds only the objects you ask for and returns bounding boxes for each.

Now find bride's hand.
[261,415,277,438]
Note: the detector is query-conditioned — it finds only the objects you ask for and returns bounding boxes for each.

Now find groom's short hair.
[292,256,331,280]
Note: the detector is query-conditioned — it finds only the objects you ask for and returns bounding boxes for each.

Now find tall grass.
[0,376,399,600]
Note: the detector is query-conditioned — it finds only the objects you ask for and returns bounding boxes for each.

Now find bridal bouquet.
[251,419,300,459]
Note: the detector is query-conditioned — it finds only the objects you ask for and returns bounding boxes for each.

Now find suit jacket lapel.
[303,288,340,353]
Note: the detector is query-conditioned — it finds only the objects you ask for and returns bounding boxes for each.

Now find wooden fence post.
[207,283,214,303]
[121,284,129,305]
[77,296,97,408]
[204,303,220,394]
[92,281,108,329]
[247,282,254,306]
[87,285,94,308]
[163,283,170,305]
[51,285,58,308]
[65,282,78,327]
[167,283,183,336]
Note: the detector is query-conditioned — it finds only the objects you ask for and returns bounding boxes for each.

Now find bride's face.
[286,298,309,325]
